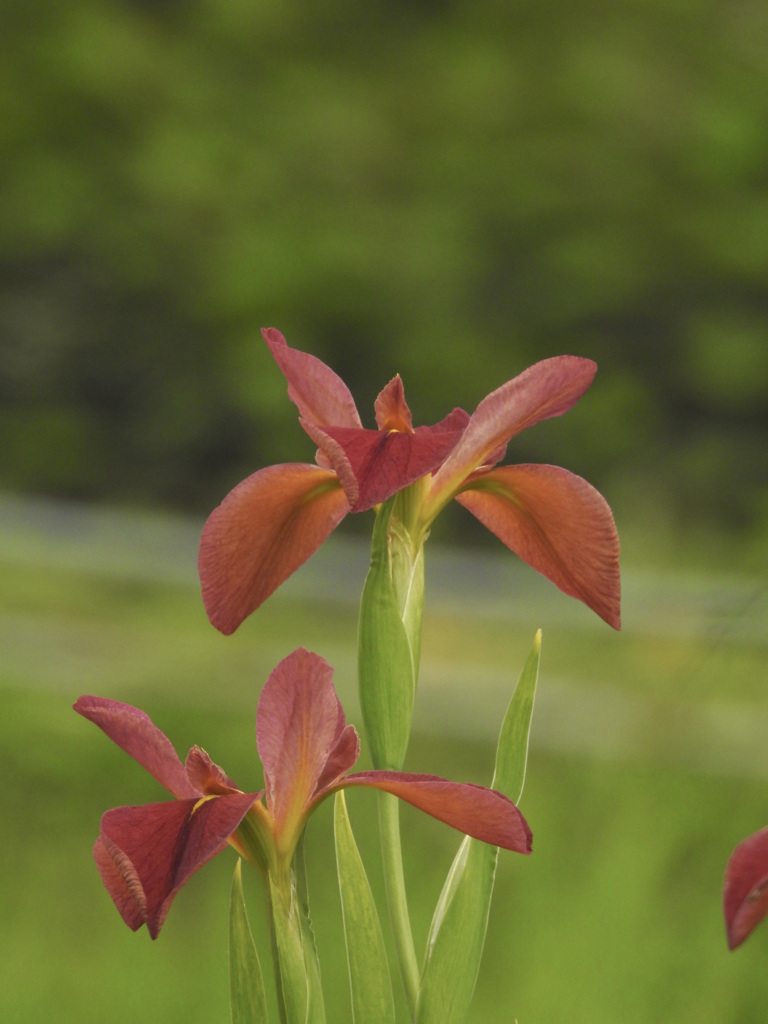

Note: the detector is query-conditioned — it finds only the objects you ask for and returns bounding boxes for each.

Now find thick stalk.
[264,879,290,1024]
[378,791,420,1019]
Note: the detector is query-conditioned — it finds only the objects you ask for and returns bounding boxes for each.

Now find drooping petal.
[97,793,258,939]
[74,697,198,800]
[256,648,352,837]
[427,356,597,514]
[724,825,768,949]
[309,422,467,513]
[198,463,349,634]
[455,463,621,629]
[262,328,362,429]
[341,772,532,854]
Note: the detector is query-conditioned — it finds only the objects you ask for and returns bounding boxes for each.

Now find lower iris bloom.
[75,648,531,938]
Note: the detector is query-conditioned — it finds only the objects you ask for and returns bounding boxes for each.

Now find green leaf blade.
[334,792,396,1024]
[229,859,270,1024]
[416,631,541,1024]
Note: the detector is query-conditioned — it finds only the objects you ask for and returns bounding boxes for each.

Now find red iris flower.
[199,329,620,634]
[724,824,768,948]
[75,648,531,938]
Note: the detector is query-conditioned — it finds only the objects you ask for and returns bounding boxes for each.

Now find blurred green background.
[3,0,768,1020]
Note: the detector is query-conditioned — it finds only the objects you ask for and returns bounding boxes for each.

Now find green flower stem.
[264,878,290,1024]
[378,791,420,1019]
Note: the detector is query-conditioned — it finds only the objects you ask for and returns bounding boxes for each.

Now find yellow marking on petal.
[192,794,218,814]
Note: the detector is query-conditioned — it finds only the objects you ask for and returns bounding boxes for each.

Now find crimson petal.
[74,697,197,800]
[97,793,257,939]
[262,328,362,429]
[724,825,768,949]
[256,648,354,833]
[316,423,466,512]
[430,356,597,508]
[456,463,621,629]
[198,463,349,634]
[342,771,532,853]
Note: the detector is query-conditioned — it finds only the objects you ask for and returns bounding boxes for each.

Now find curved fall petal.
[456,463,621,629]
[73,697,198,800]
[262,327,362,429]
[198,463,349,635]
[97,793,258,939]
[256,648,358,835]
[724,825,768,949]
[428,356,597,512]
[341,772,532,853]
[313,422,468,513]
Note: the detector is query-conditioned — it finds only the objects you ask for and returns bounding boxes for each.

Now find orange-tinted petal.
[428,356,597,513]
[97,793,257,939]
[185,746,242,795]
[198,463,349,634]
[374,376,414,432]
[724,825,768,949]
[341,772,532,854]
[262,328,362,429]
[456,463,621,628]
[256,648,356,838]
[73,697,198,800]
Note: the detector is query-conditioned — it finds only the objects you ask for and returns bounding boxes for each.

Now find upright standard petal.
[724,825,768,949]
[256,648,358,844]
[456,463,621,629]
[342,772,532,854]
[428,356,597,514]
[96,792,258,938]
[199,463,349,634]
[262,327,362,429]
[74,697,198,800]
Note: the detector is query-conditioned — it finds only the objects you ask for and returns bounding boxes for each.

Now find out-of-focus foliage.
[3,0,768,536]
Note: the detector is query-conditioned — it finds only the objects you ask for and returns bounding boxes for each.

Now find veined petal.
[256,649,354,838]
[262,328,362,429]
[314,422,467,513]
[74,697,197,800]
[428,356,597,514]
[456,463,621,629]
[341,772,532,854]
[97,793,257,938]
[724,825,768,949]
[198,463,349,635]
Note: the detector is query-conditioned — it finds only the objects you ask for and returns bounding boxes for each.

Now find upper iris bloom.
[74,647,531,938]
[724,823,768,949]
[199,329,620,634]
